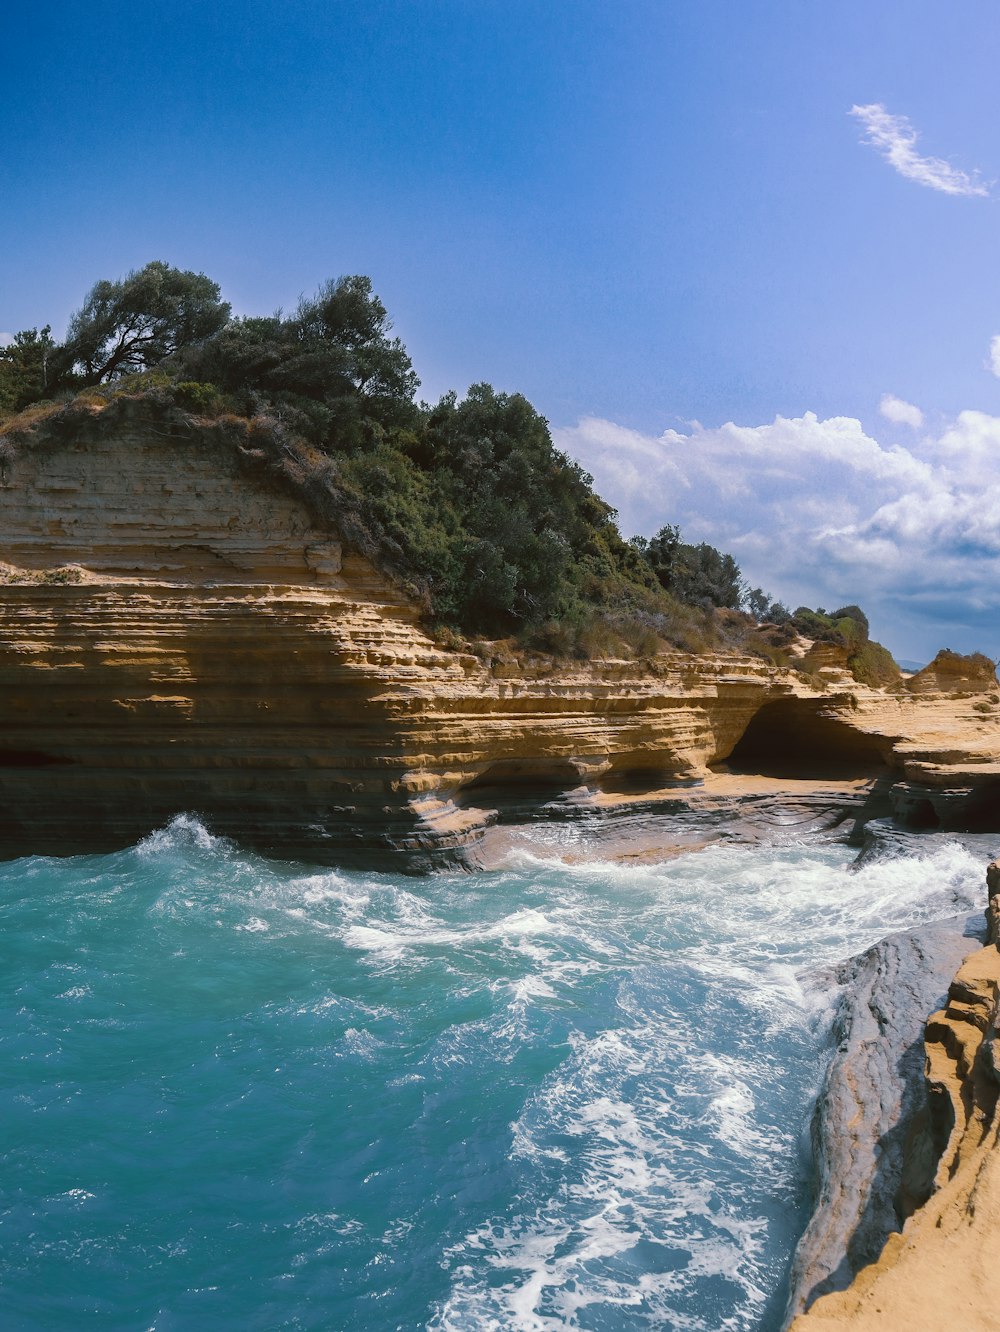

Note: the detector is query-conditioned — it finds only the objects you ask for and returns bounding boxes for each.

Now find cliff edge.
[1,399,998,866]
[789,867,1000,1330]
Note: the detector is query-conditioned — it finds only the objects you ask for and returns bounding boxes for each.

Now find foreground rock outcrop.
[789,869,1000,1330]
[907,648,998,696]
[1,400,998,866]
[784,913,987,1324]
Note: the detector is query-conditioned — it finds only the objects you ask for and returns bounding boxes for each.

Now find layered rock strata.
[907,648,998,696]
[789,869,1000,1330]
[1,400,999,866]
[784,913,987,1325]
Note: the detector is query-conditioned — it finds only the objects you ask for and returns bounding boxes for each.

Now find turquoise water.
[0,817,985,1331]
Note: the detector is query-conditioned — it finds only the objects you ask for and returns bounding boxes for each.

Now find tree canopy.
[634,524,743,610]
[0,259,892,670]
[176,274,419,445]
[60,261,230,384]
[0,327,56,414]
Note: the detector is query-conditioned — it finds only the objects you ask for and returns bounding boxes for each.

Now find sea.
[0,816,989,1331]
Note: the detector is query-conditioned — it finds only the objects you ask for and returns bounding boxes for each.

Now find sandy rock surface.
[789,878,1000,1331]
[784,913,987,1326]
[1,403,998,865]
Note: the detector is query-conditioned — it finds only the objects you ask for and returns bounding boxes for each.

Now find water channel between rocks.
[2,814,995,1331]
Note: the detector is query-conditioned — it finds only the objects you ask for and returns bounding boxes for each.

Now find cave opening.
[455,759,586,815]
[724,698,892,779]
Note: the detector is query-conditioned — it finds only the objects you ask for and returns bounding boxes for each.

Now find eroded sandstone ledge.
[784,912,987,1325]
[1,400,998,867]
[788,867,1000,1331]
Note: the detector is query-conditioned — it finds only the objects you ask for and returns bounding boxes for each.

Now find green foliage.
[333,444,464,618]
[172,381,224,414]
[0,327,57,415]
[792,606,849,644]
[831,603,869,638]
[743,586,771,620]
[61,261,230,384]
[637,523,744,610]
[412,384,641,631]
[175,276,419,441]
[847,641,902,689]
[785,600,898,687]
[7,260,899,668]
[292,275,419,413]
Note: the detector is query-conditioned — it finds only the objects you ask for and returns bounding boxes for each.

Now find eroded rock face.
[788,868,1000,1331]
[1,402,1000,866]
[907,648,998,696]
[784,914,986,1326]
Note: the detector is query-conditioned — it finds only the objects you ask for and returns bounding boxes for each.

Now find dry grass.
[0,400,68,436]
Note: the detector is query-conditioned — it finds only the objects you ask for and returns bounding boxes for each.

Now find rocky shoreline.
[786,863,1000,1329]
[784,911,986,1325]
[1,401,999,870]
[4,399,1000,1328]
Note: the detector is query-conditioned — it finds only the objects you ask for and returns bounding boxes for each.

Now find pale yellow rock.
[1,402,998,863]
[789,934,1000,1332]
[907,648,998,696]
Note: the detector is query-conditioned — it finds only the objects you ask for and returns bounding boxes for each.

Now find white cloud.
[0,332,12,348]
[553,408,1000,658]
[988,335,1000,378]
[879,393,923,429]
[878,394,923,428]
[849,103,990,198]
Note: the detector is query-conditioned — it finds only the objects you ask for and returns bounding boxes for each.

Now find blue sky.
[4,1,1000,659]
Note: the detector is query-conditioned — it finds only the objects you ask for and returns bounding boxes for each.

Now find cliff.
[784,913,987,1324]
[789,870,1000,1330]
[1,399,998,867]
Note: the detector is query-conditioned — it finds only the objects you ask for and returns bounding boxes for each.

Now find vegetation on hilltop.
[2,261,900,679]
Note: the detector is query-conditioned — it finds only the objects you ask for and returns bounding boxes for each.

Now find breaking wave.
[0,819,988,1329]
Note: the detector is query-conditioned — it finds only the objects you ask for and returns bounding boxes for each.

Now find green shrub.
[173,381,223,414]
[848,641,902,689]
[7,263,901,673]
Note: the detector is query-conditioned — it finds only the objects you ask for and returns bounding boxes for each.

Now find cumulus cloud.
[553,407,1000,657]
[988,335,1000,378]
[850,103,990,197]
[879,394,923,429]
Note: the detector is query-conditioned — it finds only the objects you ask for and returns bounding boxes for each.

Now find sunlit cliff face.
[1,403,999,866]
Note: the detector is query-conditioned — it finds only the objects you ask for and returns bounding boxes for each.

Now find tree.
[639,524,743,609]
[744,586,771,620]
[0,326,58,413]
[831,604,870,639]
[284,275,419,424]
[175,275,422,441]
[61,261,230,383]
[401,382,637,632]
[640,524,682,588]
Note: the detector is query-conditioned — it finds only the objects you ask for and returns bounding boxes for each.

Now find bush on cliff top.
[1,261,892,669]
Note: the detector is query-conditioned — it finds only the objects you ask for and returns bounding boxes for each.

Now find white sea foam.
[234,915,269,933]
[55,820,985,1330]
[135,813,226,856]
[342,924,410,955]
[429,835,985,1330]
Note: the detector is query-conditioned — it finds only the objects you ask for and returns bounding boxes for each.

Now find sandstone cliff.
[789,868,1000,1331]
[784,913,987,1325]
[907,648,998,696]
[1,399,998,866]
